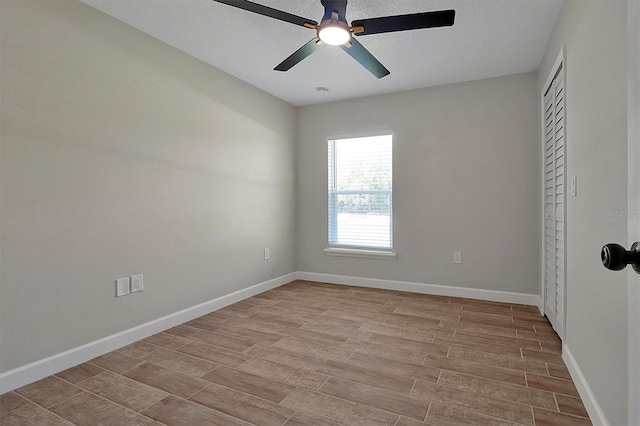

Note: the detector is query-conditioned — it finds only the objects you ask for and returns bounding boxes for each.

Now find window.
[327,134,393,251]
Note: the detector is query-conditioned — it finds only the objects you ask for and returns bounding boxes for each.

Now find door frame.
[627,1,640,423]
[540,47,567,339]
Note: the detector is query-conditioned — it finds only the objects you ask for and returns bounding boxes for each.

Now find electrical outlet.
[115,278,130,297]
[264,248,270,260]
[454,252,462,264]
[130,274,143,292]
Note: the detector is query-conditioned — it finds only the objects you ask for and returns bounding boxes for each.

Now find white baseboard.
[562,344,609,426]
[0,272,296,394]
[296,271,542,307]
[1,270,543,394]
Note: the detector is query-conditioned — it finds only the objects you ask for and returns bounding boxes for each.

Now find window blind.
[328,135,393,249]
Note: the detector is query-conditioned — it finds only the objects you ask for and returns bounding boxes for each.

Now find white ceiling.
[80,0,562,106]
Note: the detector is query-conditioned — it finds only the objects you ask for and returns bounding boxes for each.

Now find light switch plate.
[116,278,130,297]
[571,175,577,197]
[264,248,270,260]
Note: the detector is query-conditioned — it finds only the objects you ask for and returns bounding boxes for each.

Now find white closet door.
[543,66,566,339]
[553,73,565,338]
[544,87,556,327]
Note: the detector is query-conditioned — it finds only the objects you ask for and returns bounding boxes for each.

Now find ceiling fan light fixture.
[212,0,455,78]
[317,21,351,45]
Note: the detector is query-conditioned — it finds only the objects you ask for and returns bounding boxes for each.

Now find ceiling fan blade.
[274,38,324,72]
[352,10,455,36]
[340,38,389,78]
[212,0,317,28]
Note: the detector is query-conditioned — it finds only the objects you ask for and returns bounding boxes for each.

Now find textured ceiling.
[80,0,562,106]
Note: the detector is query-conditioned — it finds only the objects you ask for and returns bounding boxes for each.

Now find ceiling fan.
[212,0,455,78]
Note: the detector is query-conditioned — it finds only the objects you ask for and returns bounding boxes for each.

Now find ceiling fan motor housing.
[320,0,348,24]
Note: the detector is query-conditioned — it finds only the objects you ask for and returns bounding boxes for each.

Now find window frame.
[326,133,396,259]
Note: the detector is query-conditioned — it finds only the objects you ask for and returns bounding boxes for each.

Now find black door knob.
[601,242,640,273]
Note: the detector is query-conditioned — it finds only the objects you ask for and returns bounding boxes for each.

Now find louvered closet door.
[543,68,565,339]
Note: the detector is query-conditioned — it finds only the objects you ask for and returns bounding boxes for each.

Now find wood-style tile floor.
[0,280,592,426]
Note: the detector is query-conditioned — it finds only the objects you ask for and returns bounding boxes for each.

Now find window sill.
[323,247,397,260]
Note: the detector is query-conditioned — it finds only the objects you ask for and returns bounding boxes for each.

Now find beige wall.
[296,73,540,295]
[538,0,629,423]
[0,0,296,372]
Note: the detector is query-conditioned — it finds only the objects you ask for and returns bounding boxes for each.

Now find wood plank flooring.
[0,280,592,425]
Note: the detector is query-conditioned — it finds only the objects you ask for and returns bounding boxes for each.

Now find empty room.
[1,0,639,425]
